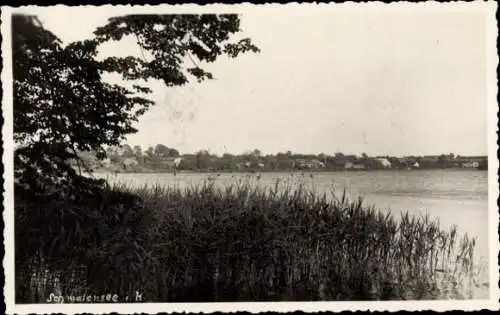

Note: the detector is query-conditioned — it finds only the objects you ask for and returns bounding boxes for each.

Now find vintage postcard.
[2,2,499,314]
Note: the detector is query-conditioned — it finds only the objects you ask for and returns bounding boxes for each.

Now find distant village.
[74,144,488,173]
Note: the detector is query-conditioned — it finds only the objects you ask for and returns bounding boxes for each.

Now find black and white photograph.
[2,2,498,313]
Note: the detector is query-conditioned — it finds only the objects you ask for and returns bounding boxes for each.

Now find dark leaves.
[100,56,149,81]
[224,38,261,58]
[132,84,153,94]
[12,13,259,250]
[187,67,213,82]
[94,14,259,82]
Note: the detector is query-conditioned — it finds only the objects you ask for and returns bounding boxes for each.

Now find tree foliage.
[13,13,259,194]
[93,14,259,84]
[13,14,259,295]
[154,144,179,158]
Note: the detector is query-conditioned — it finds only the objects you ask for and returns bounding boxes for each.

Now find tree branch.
[134,33,149,64]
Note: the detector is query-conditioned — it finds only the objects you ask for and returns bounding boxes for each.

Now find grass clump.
[16,180,477,302]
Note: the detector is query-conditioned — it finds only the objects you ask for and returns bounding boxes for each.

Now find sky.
[13,4,495,157]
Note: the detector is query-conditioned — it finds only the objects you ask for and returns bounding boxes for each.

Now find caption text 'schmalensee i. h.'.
[45,291,145,303]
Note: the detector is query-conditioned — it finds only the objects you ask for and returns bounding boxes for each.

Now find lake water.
[96,169,490,299]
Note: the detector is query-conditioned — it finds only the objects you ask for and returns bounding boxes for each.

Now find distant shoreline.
[91,168,488,175]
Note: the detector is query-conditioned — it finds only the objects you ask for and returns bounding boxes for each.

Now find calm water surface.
[97,169,490,299]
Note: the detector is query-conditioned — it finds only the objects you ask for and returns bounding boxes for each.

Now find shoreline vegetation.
[76,145,488,174]
[16,179,481,302]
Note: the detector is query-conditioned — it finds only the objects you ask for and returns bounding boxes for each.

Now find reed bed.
[16,179,478,302]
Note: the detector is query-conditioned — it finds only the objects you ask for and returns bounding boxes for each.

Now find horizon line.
[114,144,488,158]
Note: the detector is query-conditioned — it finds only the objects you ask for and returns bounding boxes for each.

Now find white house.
[345,162,365,170]
[462,161,479,168]
[174,157,182,168]
[122,158,138,170]
[296,159,326,169]
[162,157,183,168]
[376,158,392,168]
[311,159,326,168]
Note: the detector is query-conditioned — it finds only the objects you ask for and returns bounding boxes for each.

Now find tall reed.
[16,180,478,302]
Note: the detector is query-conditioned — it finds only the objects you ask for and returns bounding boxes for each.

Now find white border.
[2,3,499,313]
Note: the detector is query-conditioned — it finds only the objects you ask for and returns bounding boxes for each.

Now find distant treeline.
[74,144,488,173]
